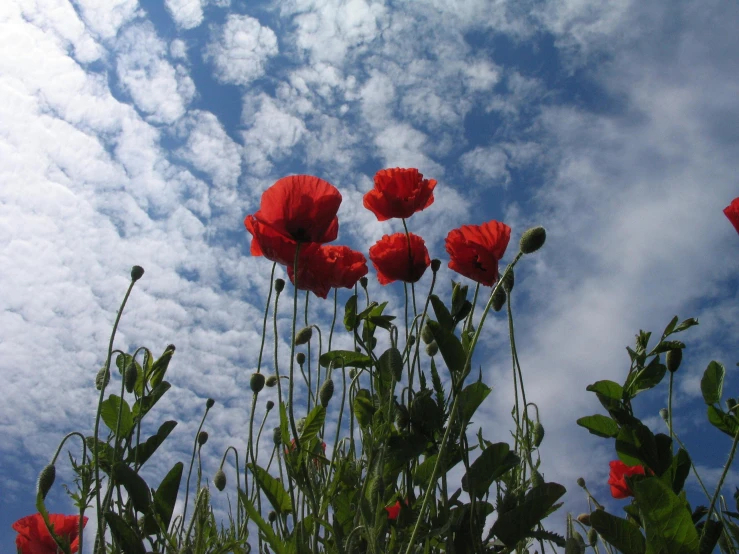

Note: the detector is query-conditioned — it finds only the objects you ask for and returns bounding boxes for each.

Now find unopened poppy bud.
[587,528,597,547]
[431,259,441,272]
[571,532,586,554]
[266,375,278,387]
[295,327,313,345]
[319,379,334,407]
[166,344,176,353]
[198,431,209,446]
[268,510,277,523]
[360,277,368,289]
[124,363,137,394]
[206,398,215,409]
[408,334,415,346]
[130,265,145,282]
[37,463,56,499]
[520,226,546,254]
[492,286,506,311]
[396,405,409,428]
[296,352,306,365]
[421,325,434,345]
[425,342,438,357]
[666,349,682,373]
[274,279,285,292]
[214,469,226,491]
[272,427,281,446]
[576,477,586,488]
[533,423,545,447]
[349,368,357,378]
[95,367,110,390]
[531,471,544,488]
[250,373,265,393]
[576,513,591,526]
[502,269,514,293]
[266,400,275,411]
[659,408,669,421]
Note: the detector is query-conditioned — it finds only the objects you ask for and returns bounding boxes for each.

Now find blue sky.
[1,0,738,550]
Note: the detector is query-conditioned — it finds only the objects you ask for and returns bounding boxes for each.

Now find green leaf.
[319,350,373,369]
[344,295,358,331]
[491,483,566,547]
[126,420,177,468]
[132,381,171,421]
[661,316,679,340]
[625,357,667,397]
[100,394,134,438]
[85,437,116,470]
[248,464,292,514]
[430,295,455,331]
[429,357,445,409]
[648,340,685,357]
[633,477,700,554]
[111,463,151,514]
[673,317,699,334]
[707,406,739,437]
[377,347,403,397]
[701,361,725,405]
[671,448,691,494]
[105,511,146,554]
[239,488,287,554]
[148,345,175,389]
[587,380,624,410]
[462,443,520,497]
[427,320,466,374]
[279,401,291,451]
[300,405,326,447]
[353,389,375,428]
[458,382,492,426]
[577,415,620,438]
[152,462,182,531]
[589,509,646,554]
[699,520,722,554]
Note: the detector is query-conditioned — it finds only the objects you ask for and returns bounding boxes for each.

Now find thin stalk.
[328,288,338,352]
[702,431,739,543]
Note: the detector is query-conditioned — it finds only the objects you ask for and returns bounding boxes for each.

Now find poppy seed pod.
[214,469,226,491]
[272,427,281,446]
[533,422,545,447]
[425,342,438,357]
[274,278,285,292]
[124,363,138,394]
[659,408,669,421]
[576,513,591,526]
[250,372,265,393]
[349,368,357,378]
[266,375,278,387]
[431,259,441,272]
[266,400,275,411]
[295,327,313,345]
[319,379,334,407]
[360,276,368,289]
[520,226,546,254]
[37,464,56,499]
[268,510,277,523]
[408,334,415,346]
[666,349,682,373]
[130,265,145,282]
[198,431,209,446]
[296,352,306,365]
[576,477,586,488]
[206,398,215,409]
[95,367,110,391]
[492,286,506,312]
[421,324,434,345]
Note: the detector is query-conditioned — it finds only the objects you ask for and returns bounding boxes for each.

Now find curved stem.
[182,405,211,527]
[702,430,739,543]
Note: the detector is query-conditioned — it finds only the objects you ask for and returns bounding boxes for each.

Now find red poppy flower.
[385,500,402,520]
[363,168,437,221]
[369,233,431,285]
[288,244,369,299]
[244,175,342,265]
[13,513,88,554]
[724,197,739,235]
[608,460,646,499]
[445,221,511,286]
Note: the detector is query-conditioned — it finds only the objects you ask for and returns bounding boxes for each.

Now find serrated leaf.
[300,405,326,447]
[491,483,566,547]
[111,463,151,514]
[377,347,403,397]
[353,389,375,428]
[105,511,146,554]
[148,346,175,389]
[239,488,287,554]
[427,320,466,374]
[701,361,725,405]
[430,295,455,331]
[462,443,519,497]
[589,509,646,554]
[132,381,171,421]
[249,464,292,514]
[127,420,177,468]
[429,357,445,409]
[319,350,373,369]
[577,414,620,438]
[344,295,358,331]
[458,382,491,426]
[100,394,134,438]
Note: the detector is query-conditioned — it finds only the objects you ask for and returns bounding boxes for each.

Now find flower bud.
[576,477,586,488]
[431,259,441,272]
[206,398,215,409]
[295,327,313,345]
[425,342,438,357]
[214,469,226,491]
[587,528,597,547]
[268,510,277,523]
[37,463,56,499]
[124,363,138,394]
[659,408,669,421]
[250,373,265,393]
[408,334,415,346]
[166,344,176,353]
[272,427,281,446]
[421,324,434,345]
[274,279,285,292]
[198,431,209,446]
[296,352,306,365]
[130,265,145,282]
[349,368,357,379]
[266,400,275,411]
[533,423,545,447]
[95,367,110,391]
[359,277,368,289]
[520,226,546,254]
[502,269,514,293]
[266,375,278,387]
[492,286,506,312]
[576,513,591,526]
[319,379,334,407]
[666,349,682,373]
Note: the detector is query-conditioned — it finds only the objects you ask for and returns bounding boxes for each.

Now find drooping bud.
[576,477,586,488]
[502,269,514,293]
[319,379,334,407]
[533,423,545,447]
[295,327,313,345]
[95,367,110,390]
[666,349,682,373]
[395,405,410,428]
[250,373,265,393]
[659,408,669,421]
[37,464,56,499]
[431,259,441,272]
[359,277,368,289]
[408,334,416,346]
[492,286,506,311]
[296,352,306,365]
[268,510,277,523]
[349,368,357,379]
[421,325,434,345]
[274,279,285,292]
[198,431,209,446]
[587,528,597,547]
[124,363,138,394]
[214,469,226,491]
[520,226,546,254]
[272,427,281,446]
[130,265,145,282]
[576,513,591,526]
[266,375,278,387]
[425,342,438,357]
[206,398,215,409]
[266,400,275,411]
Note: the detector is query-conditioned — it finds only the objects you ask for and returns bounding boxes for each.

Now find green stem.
[328,288,338,352]
[702,429,739,543]
[182,405,211,527]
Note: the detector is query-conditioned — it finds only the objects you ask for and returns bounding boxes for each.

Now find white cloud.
[205,14,278,85]
[165,0,204,30]
[461,146,511,188]
[74,0,142,40]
